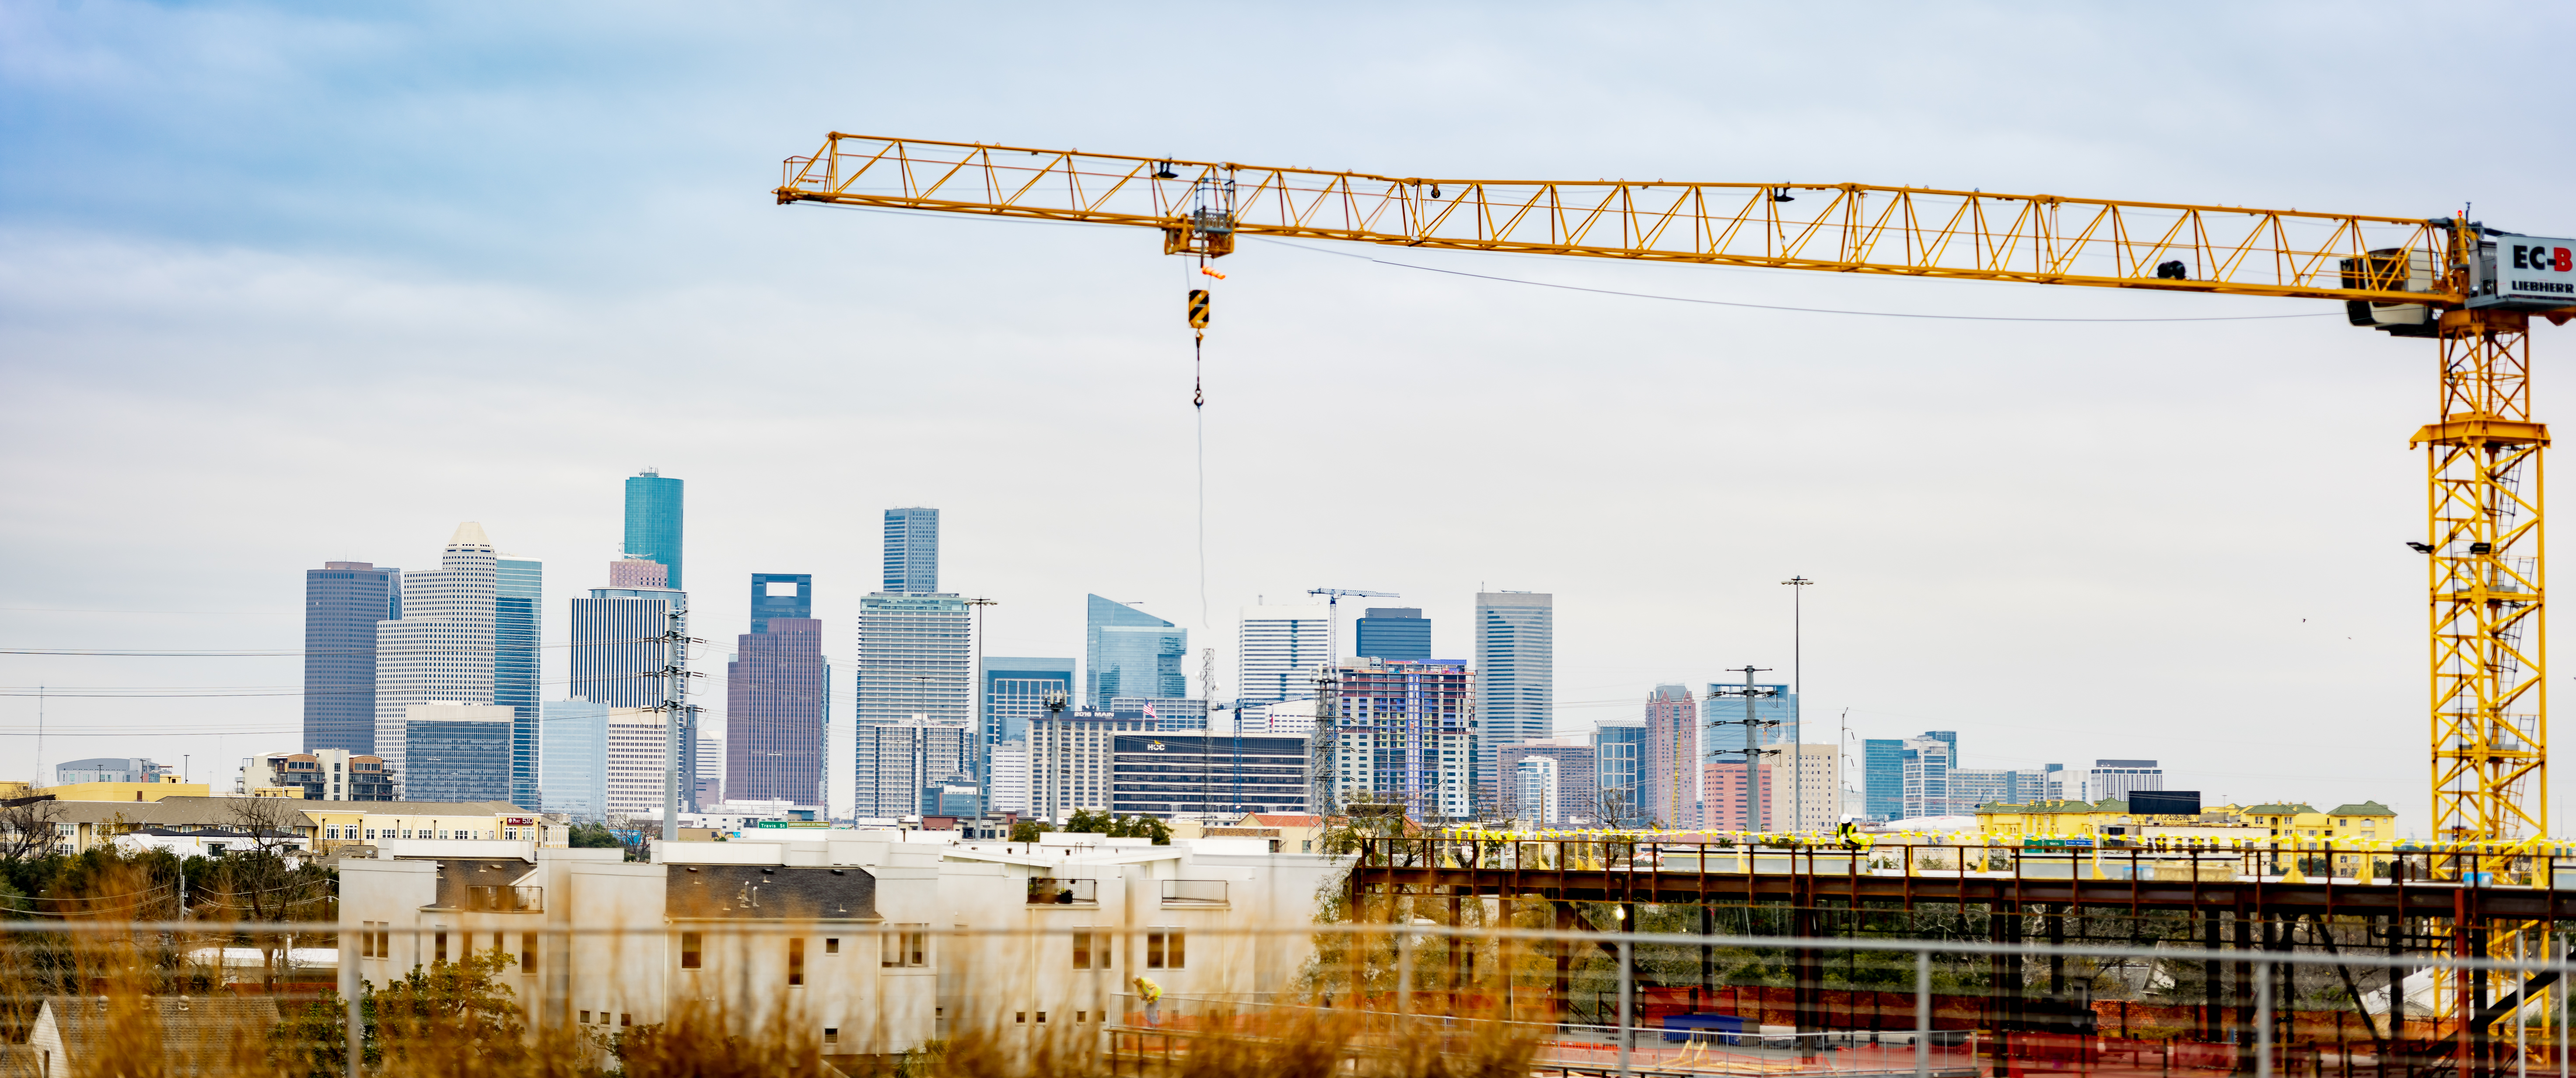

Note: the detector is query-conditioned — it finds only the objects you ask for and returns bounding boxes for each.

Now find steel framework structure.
[774,136,2574,1064]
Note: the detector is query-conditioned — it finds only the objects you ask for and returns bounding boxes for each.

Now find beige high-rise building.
[373,522,498,795]
[1773,744,1844,833]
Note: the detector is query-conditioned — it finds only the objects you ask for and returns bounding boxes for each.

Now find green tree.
[1065,808,1112,834]
[567,821,623,847]
[272,950,530,1078]
[1008,819,1054,843]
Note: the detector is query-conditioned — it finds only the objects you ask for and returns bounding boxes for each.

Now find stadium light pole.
[1782,576,1813,832]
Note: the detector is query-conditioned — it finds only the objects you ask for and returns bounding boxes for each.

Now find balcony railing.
[1161,879,1226,903]
[463,885,543,912]
[1026,878,1096,905]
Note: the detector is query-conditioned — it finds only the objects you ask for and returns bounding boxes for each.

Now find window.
[1072,931,1093,969]
[581,1011,591,1024]
[365,829,377,840]
[372,926,388,957]
[620,1014,630,1027]
[521,933,536,970]
[823,1028,839,1046]
[881,925,928,968]
[434,931,448,964]
[358,922,378,958]
[1015,1012,1026,1024]
[1147,931,1184,969]
[680,933,702,969]
[1036,1012,1047,1024]
[824,938,839,955]
[789,938,805,985]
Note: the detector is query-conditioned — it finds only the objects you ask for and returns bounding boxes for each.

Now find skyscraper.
[1644,684,1700,828]
[623,469,685,589]
[1901,734,1956,818]
[399,702,513,803]
[1498,740,1593,823]
[538,699,609,819]
[1236,604,1330,707]
[1353,608,1431,662]
[1087,595,1186,706]
[729,612,827,809]
[749,572,814,634]
[984,657,1075,750]
[883,508,939,593]
[2086,759,2165,802]
[1862,738,1905,821]
[304,561,399,753]
[570,586,686,708]
[854,715,971,819]
[495,556,542,809]
[855,593,971,728]
[374,523,499,795]
[1330,657,1476,821]
[1473,591,1552,805]
[1591,719,1648,825]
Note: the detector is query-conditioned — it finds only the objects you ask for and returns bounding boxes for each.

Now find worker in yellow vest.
[1133,975,1163,1026]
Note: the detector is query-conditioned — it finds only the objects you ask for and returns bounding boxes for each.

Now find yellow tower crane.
[774,134,2576,851]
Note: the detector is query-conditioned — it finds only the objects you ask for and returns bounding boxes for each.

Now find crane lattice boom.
[778,133,2450,303]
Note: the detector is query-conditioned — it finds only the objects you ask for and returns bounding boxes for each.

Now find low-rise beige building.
[333,827,1347,1061]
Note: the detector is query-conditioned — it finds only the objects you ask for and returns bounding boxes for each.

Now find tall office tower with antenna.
[1473,591,1552,812]
[1086,595,1186,707]
[495,555,542,808]
[623,469,685,590]
[304,561,400,754]
[1236,603,1330,707]
[883,507,939,593]
[374,522,499,796]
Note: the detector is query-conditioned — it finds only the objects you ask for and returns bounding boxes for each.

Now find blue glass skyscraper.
[984,657,1074,747]
[623,469,685,590]
[1085,595,1186,707]
[1862,738,1905,821]
[884,508,938,593]
[1591,718,1648,825]
[495,556,542,808]
[1354,608,1431,661]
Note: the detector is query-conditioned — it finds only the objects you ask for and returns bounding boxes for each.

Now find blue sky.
[5,1,2573,826]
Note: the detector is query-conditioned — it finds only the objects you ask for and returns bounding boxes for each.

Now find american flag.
[1142,701,1158,721]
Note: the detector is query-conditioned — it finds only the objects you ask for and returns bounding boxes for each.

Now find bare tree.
[203,796,332,987]
[0,798,65,863]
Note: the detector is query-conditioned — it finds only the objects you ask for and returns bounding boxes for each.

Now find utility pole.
[1781,576,1813,832]
[966,597,998,810]
[1707,667,1780,833]
[654,606,703,852]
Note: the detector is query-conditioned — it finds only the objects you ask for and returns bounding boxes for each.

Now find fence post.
[1917,948,1932,1078]
[1618,937,1634,1078]
[341,912,360,1078]
[2258,962,2275,1078]
[1396,924,1414,1034]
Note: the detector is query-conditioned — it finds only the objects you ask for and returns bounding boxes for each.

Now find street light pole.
[1781,576,1813,833]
